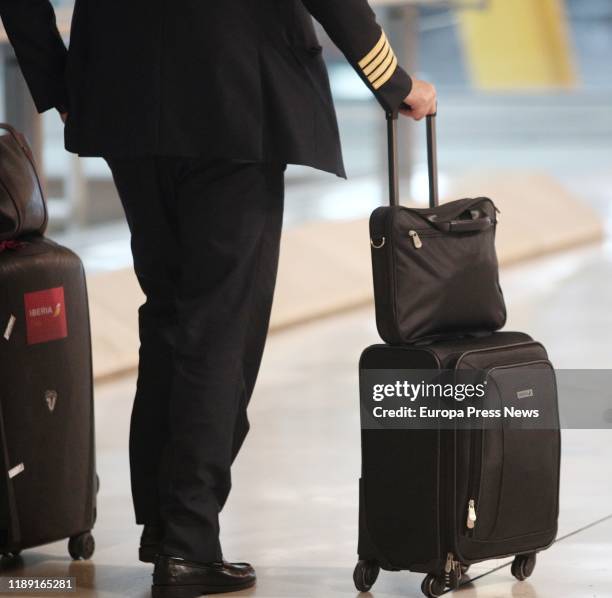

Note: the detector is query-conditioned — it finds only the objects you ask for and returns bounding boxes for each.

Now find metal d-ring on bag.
[368,109,506,345]
[0,123,48,241]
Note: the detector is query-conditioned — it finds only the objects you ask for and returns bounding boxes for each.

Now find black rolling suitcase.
[354,113,560,596]
[355,332,561,596]
[0,235,97,560]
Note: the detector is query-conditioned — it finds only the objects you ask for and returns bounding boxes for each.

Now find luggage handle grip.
[386,107,438,209]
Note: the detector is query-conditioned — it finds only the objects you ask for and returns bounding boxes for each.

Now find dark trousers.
[106,157,285,562]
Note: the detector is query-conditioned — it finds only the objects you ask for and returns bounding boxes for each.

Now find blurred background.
[2,2,612,596]
[1,0,610,256]
[2,0,610,377]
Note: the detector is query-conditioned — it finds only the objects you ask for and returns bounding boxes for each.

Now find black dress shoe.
[139,525,163,564]
[152,555,256,597]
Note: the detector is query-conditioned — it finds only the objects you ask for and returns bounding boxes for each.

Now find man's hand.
[400,79,437,121]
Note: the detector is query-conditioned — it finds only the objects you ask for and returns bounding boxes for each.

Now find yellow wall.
[458,0,577,89]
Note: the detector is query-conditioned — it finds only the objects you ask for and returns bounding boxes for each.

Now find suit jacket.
[0,0,412,177]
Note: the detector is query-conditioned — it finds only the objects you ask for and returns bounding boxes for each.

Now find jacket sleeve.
[300,0,412,113]
[0,0,68,113]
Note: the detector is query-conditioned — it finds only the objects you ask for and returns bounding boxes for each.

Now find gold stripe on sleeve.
[367,47,395,85]
[372,55,398,90]
[358,31,387,69]
[362,42,391,77]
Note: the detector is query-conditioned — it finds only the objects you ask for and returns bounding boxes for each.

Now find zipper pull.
[467,499,477,530]
[445,552,454,574]
[409,230,423,249]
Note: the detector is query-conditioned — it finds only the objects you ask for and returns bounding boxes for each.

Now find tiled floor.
[2,246,611,597]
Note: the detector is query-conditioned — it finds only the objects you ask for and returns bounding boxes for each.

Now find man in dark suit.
[1,1,436,596]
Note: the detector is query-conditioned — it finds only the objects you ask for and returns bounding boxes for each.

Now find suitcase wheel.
[1,550,21,559]
[68,532,95,560]
[511,553,536,581]
[353,560,380,592]
[448,562,464,590]
[421,573,446,598]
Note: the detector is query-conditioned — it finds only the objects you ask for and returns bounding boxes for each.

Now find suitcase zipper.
[466,498,477,530]
[466,426,483,535]
[408,230,423,248]
[445,551,454,574]
[407,226,489,249]
[407,229,446,248]
[461,356,555,539]
[453,341,544,370]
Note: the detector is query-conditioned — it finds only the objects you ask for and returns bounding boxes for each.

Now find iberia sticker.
[24,286,68,345]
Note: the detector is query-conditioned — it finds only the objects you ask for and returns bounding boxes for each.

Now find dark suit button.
[308,45,323,56]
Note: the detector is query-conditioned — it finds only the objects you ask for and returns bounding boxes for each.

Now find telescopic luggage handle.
[386,109,439,208]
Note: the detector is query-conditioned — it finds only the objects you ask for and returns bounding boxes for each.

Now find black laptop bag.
[369,114,506,344]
